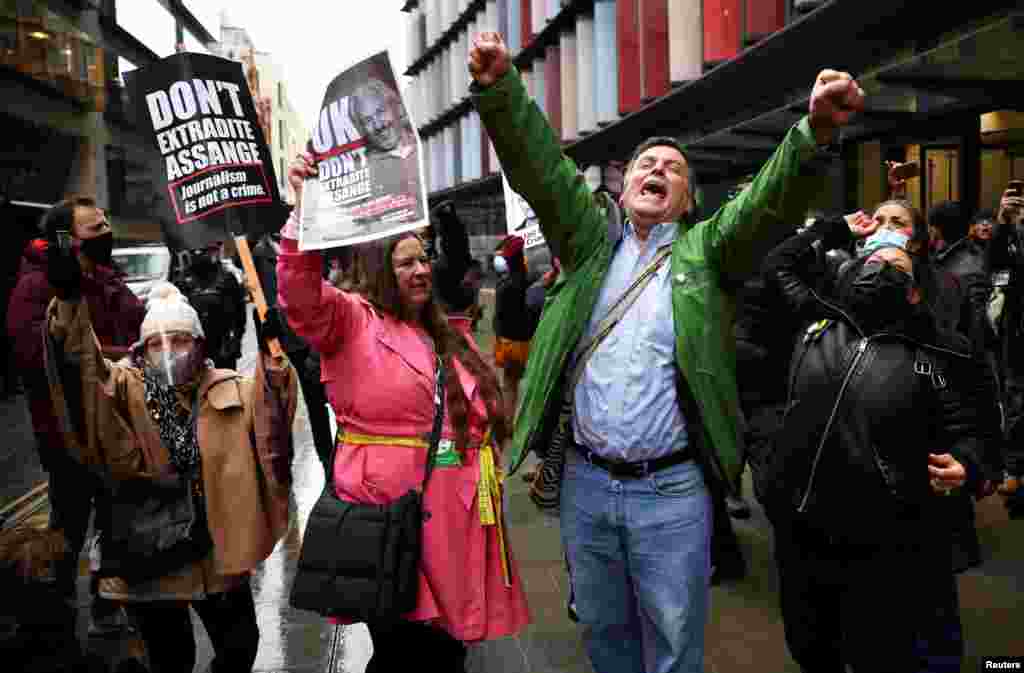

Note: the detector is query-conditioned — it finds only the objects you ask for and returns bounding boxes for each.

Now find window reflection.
[0,1,104,109]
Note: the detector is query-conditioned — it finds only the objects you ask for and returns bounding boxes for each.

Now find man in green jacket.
[469,32,864,673]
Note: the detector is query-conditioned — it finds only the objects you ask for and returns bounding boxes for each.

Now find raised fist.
[808,69,865,145]
[469,32,510,88]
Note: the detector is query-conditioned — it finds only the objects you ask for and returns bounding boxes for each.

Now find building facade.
[254,54,307,206]
[402,0,1023,237]
[215,20,309,206]
[0,0,223,242]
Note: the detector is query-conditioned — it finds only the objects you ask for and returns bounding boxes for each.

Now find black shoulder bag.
[99,390,213,583]
[290,354,447,621]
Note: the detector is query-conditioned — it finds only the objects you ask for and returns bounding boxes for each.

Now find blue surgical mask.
[861,229,910,257]
[493,256,509,274]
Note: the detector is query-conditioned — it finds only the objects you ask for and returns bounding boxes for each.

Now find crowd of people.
[1,26,1022,673]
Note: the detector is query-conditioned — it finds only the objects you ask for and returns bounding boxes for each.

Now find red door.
[744,0,785,45]
[641,0,670,102]
[545,45,562,138]
[617,0,641,114]
[703,0,741,68]
[521,0,532,47]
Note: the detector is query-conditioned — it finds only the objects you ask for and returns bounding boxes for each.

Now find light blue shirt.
[572,220,688,461]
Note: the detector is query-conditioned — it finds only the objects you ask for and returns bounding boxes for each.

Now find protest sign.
[126,52,282,251]
[299,51,428,250]
[501,173,547,250]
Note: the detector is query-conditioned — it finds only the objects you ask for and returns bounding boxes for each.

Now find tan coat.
[46,298,297,601]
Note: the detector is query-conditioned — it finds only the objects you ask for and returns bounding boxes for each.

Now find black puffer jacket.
[758,226,999,546]
[935,236,992,350]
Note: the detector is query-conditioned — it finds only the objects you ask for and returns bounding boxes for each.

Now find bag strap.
[322,353,447,496]
[420,354,447,493]
[568,244,673,394]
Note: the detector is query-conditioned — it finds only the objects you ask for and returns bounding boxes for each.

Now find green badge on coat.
[435,439,462,467]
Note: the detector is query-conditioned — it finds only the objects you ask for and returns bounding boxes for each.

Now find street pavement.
[3,303,1024,672]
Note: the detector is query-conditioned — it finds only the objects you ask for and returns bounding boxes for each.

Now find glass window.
[0,2,104,106]
[111,247,171,279]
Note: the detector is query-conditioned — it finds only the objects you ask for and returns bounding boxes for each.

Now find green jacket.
[472,67,828,488]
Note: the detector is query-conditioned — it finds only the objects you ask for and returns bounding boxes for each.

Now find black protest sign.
[128,52,281,250]
[299,51,428,250]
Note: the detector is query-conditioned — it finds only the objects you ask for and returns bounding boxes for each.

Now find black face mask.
[839,260,914,328]
[80,232,114,267]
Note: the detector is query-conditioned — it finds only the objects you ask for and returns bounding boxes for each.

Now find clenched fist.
[808,69,865,145]
[469,32,511,88]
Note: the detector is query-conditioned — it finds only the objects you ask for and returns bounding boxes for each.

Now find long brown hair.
[353,232,507,450]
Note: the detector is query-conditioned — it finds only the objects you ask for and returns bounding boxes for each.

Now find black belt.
[573,441,693,479]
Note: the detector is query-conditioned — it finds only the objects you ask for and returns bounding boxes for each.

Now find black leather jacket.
[759,227,999,544]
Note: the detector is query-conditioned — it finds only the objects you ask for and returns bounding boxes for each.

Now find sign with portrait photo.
[126,52,282,250]
[501,173,547,250]
[298,50,427,250]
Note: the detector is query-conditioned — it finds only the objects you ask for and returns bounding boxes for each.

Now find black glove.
[810,215,854,253]
[254,306,286,355]
[47,239,82,300]
[431,200,456,220]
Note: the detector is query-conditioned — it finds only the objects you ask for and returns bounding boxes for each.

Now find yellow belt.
[340,431,431,449]
[340,430,513,587]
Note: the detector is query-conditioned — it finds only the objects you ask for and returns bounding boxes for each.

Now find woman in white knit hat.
[44,265,297,673]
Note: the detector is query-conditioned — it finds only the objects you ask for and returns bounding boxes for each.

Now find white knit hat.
[139,282,205,343]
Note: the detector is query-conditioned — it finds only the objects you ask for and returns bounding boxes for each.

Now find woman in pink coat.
[277,153,530,671]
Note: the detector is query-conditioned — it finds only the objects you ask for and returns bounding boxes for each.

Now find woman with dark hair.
[758,208,999,673]
[277,153,530,671]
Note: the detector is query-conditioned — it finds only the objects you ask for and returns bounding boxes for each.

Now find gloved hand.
[813,215,856,252]
[254,306,286,355]
[431,200,456,219]
[220,332,243,362]
[47,238,82,299]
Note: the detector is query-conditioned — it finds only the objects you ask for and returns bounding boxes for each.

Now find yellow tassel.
[478,431,512,587]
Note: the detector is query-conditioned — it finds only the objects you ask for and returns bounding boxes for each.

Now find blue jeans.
[560,449,712,673]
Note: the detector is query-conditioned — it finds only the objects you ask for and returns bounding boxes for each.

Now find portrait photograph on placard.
[299,50,428,250]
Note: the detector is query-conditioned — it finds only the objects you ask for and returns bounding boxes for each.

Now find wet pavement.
[4,301,1024,672]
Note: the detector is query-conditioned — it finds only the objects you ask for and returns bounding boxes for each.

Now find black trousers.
[290,348,334,474]
[126,582,259,673]
[365,619,467,673]
[709,477,745,576]
[773,516,940,673]
[47,453,104,600]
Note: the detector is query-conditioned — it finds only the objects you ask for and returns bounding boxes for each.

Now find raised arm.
[697,70,864,283]
[44,251,137,475]
[276,151,368,356]
[470,32,605,271]
[763,215,854,321]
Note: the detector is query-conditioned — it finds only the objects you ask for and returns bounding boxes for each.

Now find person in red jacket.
[7,195,145,635]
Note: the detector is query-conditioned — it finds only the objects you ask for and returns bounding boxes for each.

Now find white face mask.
[493,255,509,274]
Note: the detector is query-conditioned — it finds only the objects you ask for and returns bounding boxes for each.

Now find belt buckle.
[610,460,647,479]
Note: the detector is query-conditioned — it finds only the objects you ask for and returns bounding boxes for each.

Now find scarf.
[136,353,205,474]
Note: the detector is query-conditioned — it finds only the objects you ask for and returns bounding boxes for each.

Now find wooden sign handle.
[234,236,284,360]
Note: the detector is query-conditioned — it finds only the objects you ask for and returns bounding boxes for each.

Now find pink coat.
[277,239,530,643]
